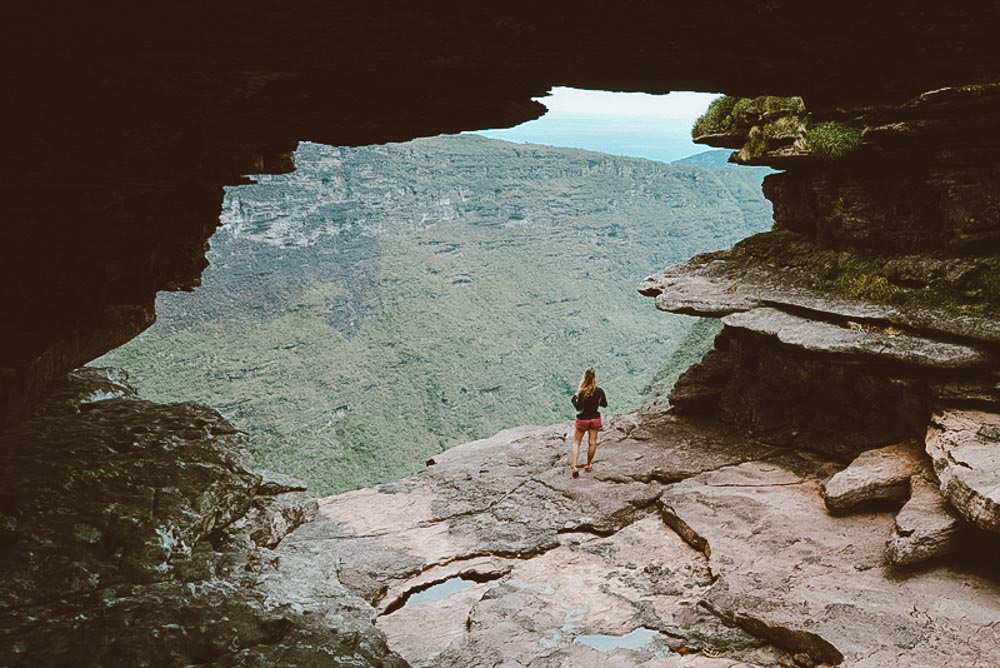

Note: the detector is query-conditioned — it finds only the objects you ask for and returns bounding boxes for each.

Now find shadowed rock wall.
[5,2,1000,424]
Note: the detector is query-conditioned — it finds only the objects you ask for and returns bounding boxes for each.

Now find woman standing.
[570,368,608,478]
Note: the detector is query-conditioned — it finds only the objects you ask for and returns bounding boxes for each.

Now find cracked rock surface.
[307,411,1000,666]
[6,370,1000,665]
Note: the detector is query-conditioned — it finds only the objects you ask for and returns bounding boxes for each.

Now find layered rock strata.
[640,85,1000,568]
[0,369,405,666]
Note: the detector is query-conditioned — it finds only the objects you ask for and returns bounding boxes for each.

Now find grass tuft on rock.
[805,121,863,159]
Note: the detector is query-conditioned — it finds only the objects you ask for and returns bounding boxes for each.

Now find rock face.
[640,85,1000,528]
[925,409,1000,533]
[0,369,404,666]
[8,6,1000,666]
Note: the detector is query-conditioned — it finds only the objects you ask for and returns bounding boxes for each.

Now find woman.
[569,368,608,478]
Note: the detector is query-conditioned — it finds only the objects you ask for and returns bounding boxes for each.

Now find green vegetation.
[98,135,771,494]
[805,121,863,159]
[692,95,805,137]
[695,96,863,161]
[787,251,1000,319]
[742,115,806,160]
[833,271,901,303]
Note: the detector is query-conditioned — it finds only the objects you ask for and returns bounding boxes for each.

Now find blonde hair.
[577,368,597,397]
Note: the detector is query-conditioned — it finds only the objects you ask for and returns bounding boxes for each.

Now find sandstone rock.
[658,454,1000,667]
[668,347,735,413]
[640,230,1000,345]
[296,410,1000,666]
[376,580,493,667]
[820,441,927,513]
[925,409,1000,532]
[428,515,791,667]
[885,474,963,566]
[256,469,309,495]
[678,329,933,459]
[723,307,991,369]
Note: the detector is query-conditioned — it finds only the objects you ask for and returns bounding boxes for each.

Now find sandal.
[584,464,592,473]
[571,467,579,478]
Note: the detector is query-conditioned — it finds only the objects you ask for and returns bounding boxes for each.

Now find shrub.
[693,95,805,138]
[806,121,862,159]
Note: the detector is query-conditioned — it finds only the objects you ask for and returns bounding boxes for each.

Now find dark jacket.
[572,387,607,420]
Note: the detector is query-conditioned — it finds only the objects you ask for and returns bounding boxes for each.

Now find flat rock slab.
[821,441,928,512]
[658,456,1000,667]
[425,515,788,667]
[638,232,1000,345]
[313,415,778,606]
[723,307,991,369]
[304,411,1000,667]
[885,474,963,566]
[926,409,1000,532]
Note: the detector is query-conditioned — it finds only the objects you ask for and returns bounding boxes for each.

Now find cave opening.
[93,88,774,496]
[8,6,1000,665]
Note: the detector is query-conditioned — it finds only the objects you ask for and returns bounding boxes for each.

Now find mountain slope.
[99,135,771,493]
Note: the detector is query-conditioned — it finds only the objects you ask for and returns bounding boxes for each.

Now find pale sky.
[474,87,721,164]
[536,88,720,119]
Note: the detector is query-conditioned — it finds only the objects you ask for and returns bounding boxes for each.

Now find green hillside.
[98,135,770,494]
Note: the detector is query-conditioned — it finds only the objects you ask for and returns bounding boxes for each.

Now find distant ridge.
[674,149,734,169]
[675,149,776,177]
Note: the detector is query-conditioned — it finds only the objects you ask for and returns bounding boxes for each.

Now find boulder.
[925,409,1000,532]
[885,474,963,566]
[820,441,927,513]
[658,454,1000,667]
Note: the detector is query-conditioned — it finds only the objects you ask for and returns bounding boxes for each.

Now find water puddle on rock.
[403,576,478,607]
[574,626,660,652]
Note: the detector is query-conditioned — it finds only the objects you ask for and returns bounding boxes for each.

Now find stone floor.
[280,410,1000,667]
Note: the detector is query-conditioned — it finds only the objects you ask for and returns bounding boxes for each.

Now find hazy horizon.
[474,88,720,164]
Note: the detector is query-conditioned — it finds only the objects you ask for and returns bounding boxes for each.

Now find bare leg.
[585,428,599,469]
[571,428,585,471]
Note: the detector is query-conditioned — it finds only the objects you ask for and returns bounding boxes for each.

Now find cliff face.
[98,136,770,494]
[639,85,1000,565]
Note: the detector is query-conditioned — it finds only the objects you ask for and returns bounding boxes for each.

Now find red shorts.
[575,417,602,430]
